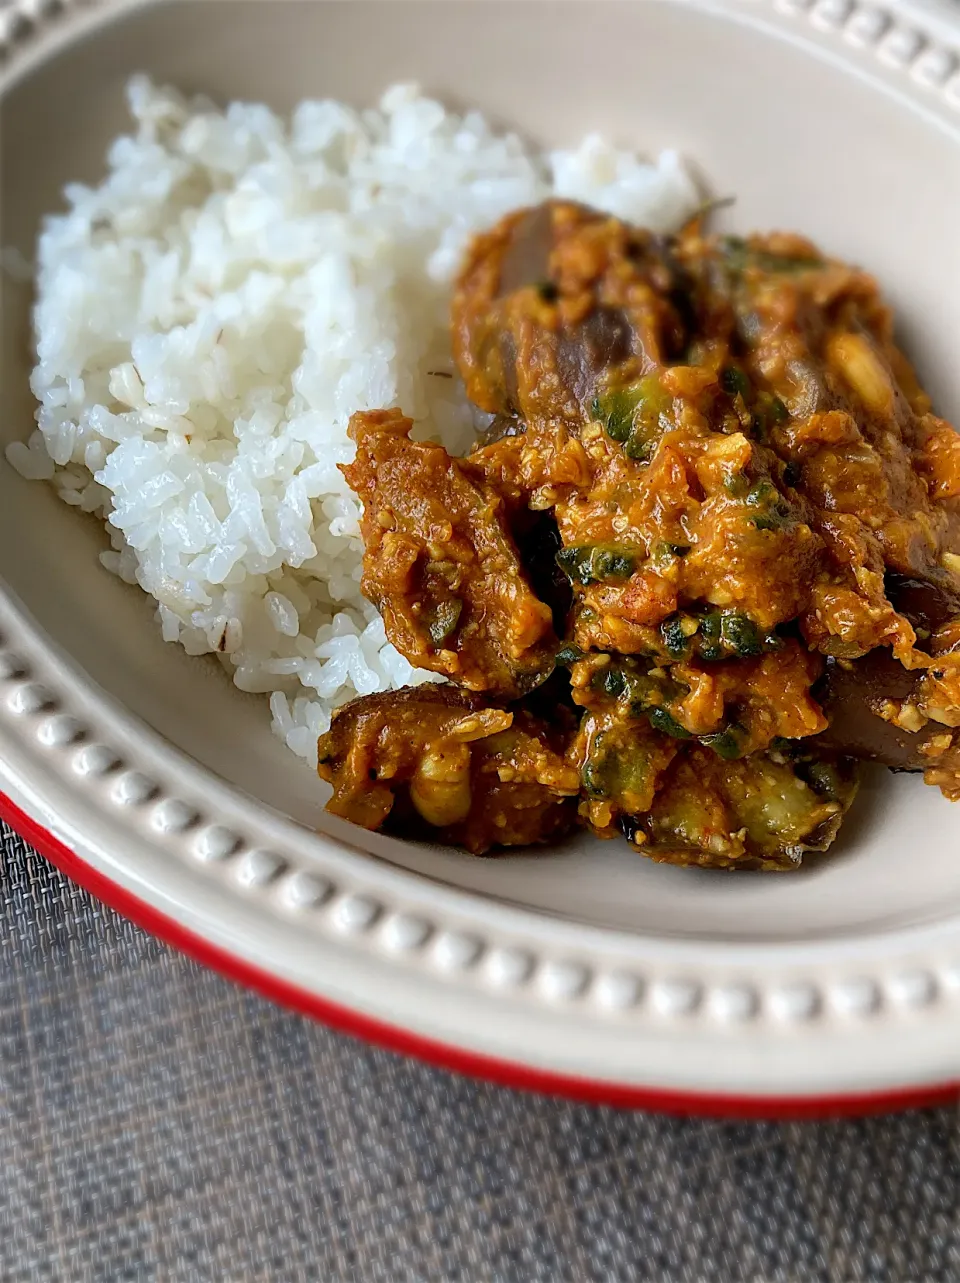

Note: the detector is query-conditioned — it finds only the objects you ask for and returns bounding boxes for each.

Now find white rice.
[9,77,699,767]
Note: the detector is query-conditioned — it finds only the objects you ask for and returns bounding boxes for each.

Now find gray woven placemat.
[1,820,959,1283]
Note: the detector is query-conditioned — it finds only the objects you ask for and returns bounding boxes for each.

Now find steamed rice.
[9,77,698,766]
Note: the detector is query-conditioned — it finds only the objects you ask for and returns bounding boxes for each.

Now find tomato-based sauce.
[318,201,960,865]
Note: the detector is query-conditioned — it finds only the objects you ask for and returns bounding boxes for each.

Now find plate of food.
[3,0,960,1115]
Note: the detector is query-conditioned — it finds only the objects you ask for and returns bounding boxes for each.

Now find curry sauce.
[317,200,960,867]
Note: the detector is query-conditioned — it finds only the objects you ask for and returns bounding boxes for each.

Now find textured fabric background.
[1,821,959,1282]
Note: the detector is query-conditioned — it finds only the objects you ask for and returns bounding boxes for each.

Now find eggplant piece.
[317,685,580,853]
[636,746,859,871]
[341,408,557,699]
[462,420,572,629]
[513,510,573,636]
[492,204,641,414]
[452,200,690,424]
[812,569,960,769]
[813,651,932,770]
[885,570,960,639]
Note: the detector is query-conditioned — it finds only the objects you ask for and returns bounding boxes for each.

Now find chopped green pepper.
[600,551,635,579]
[594,374,671,457]
[649,540,690,574]
[701,724,747,760]
[592,387,640,442]
[749,394,790,444]
[582,758,608,799]
[581,729,666,807]
[751,510,791,532]
[647,707,691,739]
[653,540,690,560]
[675,608,781,662]
[625,674,659,716]
[623,434,655,461]
[745,478,792,530]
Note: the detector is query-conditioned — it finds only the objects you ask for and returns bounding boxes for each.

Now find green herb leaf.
[555,644,584,666]
[660,615,689,660]
[720,613,762,658]
[700,612,722,645]
[602,667,627,698]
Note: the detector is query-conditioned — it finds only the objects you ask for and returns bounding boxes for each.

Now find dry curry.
[317,200,960,869]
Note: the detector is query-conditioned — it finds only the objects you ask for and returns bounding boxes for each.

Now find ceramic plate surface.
[3,0,960,1114]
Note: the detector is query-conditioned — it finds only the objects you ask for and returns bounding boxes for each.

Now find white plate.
[3,0,960,1114]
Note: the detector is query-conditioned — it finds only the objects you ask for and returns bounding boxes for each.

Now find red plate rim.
[2,787,957,1120]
